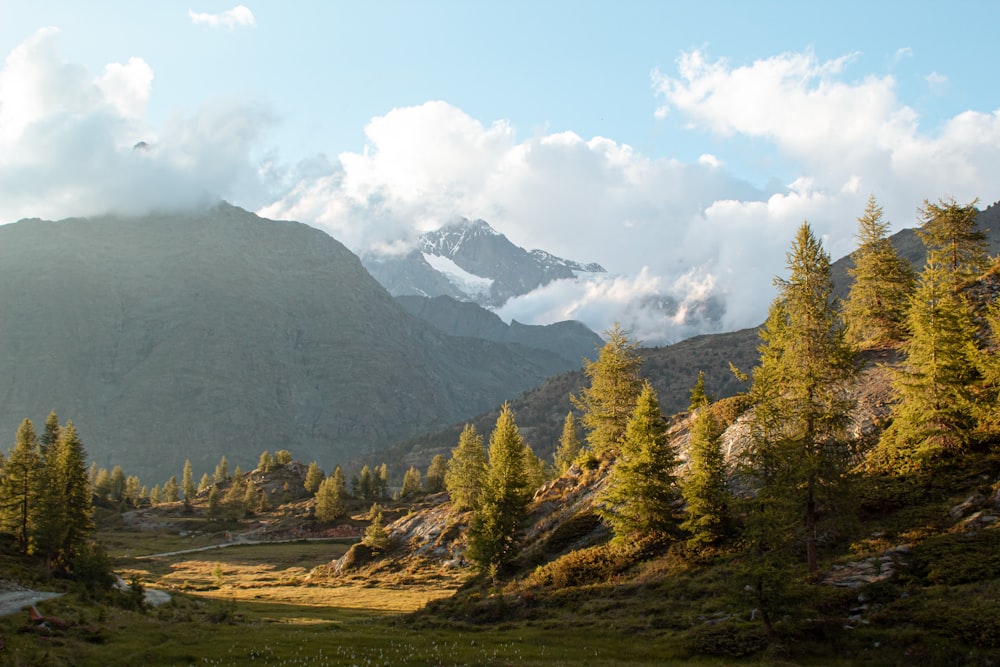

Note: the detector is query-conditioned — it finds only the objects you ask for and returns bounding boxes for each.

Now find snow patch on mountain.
[421,252,494,299]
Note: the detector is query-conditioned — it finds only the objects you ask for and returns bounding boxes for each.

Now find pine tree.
[357,465,375,501]
[275,450,293,466]
[597,382,678,540]
[149,484,162,505]
[400,466,422,499]
[214,455,230,482]
[257,489,272,512]
[362,504,390,552]
[444,423,486,511]
[883,257,979,460]
[330,465,347,498]
[745,222,856,575]
[257,451,274,473]
[843,195,915,348]
[110,465,126,502]
[467,404,531,572]
[553,412,582,474]
[46,421,95,567]
[314,476,345,522]
[522,444,547,492]
[680,378,731,548]
[0,420,43,553]
[374,463,389,499]
[572,323,644,458]
[182,460,196,501]
[92,468,112,501]
[304,462,324,495]
[917,197,988,290]
[242,482,257,516]
[198,472,211,493]
[424,455,447,494]
[40,411,61,460]
[163,476,180,502]
[207,485,222,519]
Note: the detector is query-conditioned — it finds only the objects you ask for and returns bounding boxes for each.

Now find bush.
[685,620,768,657]
[528,543,626,589]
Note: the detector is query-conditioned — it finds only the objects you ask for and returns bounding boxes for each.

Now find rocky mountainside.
[361,218,605,307]
[0,204,585,482]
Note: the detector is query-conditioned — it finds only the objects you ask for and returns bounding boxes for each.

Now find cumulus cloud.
[0,28,273,222]
[188,5,255,29]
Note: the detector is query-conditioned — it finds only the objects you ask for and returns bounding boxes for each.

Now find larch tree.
[843,194,915,348]
[882,257,980,461]
[314,476,345,521]
[680,375,731,548]
[597,381,679,541]
[917,197,988,290]
[214,455,230,482]
[400,466,422,499]
[362,504,390,552]
[40,411,61,460]
[198,472,211,493]
[45,421,94,568]
[182,460,196,501]
[444,423,487,511]
[467,403,532,573]
[374,463,389,499]
[424,454,448,494]
[304,461,325,495]
[357,465,375,501]
[0,419,43,553]
[572,323,644,458]
[330,465,347,498]
[745,222,857,575]
[553,411,582,474]
[163,476,180,502]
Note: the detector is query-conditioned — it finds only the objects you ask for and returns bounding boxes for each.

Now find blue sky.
[2,1,999,342]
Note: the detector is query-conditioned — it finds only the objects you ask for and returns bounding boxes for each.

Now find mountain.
[361,218,605,307]
[394,295,603,368]
[0,204,585,483]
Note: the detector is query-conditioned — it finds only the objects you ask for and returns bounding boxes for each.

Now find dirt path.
[134,535,352,560]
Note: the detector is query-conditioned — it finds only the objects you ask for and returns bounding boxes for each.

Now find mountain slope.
[362,218,605,307]
[0,204,578,482]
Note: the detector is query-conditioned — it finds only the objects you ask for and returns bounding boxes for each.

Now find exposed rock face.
[0,204,582,481]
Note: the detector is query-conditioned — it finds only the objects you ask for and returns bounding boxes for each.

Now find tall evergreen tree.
[330,465,347,498]
[109,465,126,502]
[182,460,196,501]
[357,465,375,501]
[597,382,678,540]
[198,472,211,493]
[362,504,390,552]
[400,466,422,499]
[424,454,448,494]
[883,257,979,460]
[444,423,486,511]
[163,476,180,502]
[304,461,325,495]
[40,411,61,460]
[843,195,915,348]
[46,421,95,567]
[553,411,582,474]
[572,323,644,458]
[917,197,988,290]
[0,420,43,553]
[214,455,230,482]
[680,378,731,548]
[374,463,389,499]
[314,476,345,522]
[257,451,274,473]
[745,222,856,574]
[467,404,532,573]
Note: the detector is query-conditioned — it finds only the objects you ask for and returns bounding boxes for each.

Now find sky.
[2,2,999,344]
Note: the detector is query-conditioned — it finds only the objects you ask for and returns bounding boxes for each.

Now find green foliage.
[182,459,196,501]
[572,323,643,458]
[0,419,43,553]
[597,381,679,541]
[684,621,768,657]
[314,475,345,522]
[553,411,582,474]
[423,454,447,494]
[303,461,324,495]
[467,404,532,572]
[917,196,988,290]
[844,194,915,348]
[681,388,731,548]
[163,475,180,502]
[40,410,61,459]
[687,370,711,412]
[445,423,486,512]
[257,450,275,473]
[214,455,230,482]
[400,466,422,499]
[274,449,293,466]
[207,485,222,519]
[362,504,390,553]
[884,258,979,462]
[197,472,211,493]
[46,421,96,569]
[330,465,347,498]
[356,465,375,501]
[522,444,548,492]
[526,543,629,589]
[911,528,1000,586]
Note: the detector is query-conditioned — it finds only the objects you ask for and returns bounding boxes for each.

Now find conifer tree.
[883,257,979,460]
[681,377,731,548]
[314,476,345,522]
[149,484,162,505]
[257,451,274,473]
[467,404,531,572]
[198,472,211,493]
[400,466,422,499]
[553,412,582,474]
[46,421,95,567]
[444,423,486,511]
[331,465,347,498]
[522,444,547,492]
[92,467,112,501]
[572,323,644,458]
[242,482,257,516]
[304,461,324,495]
[207,485,222,519]
[424,455,447,494]
[225,475,245,505]
[257,489,272,512]
[374,463,389,499]
[182,460,196,501]
[40,411,61,459]
[362,504,390,552]
[124,475,141,505]
[843,195,915,348]
[110,465,126,502]
[357,465,375,501]
[917,197,988,290]
[214,455,230,482]
[163,476,180,502]
[275,450,293,466]
[745,222,856,575]
[0,420,43,553]
[597,382,678,540]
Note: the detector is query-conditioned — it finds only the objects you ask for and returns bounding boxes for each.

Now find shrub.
[685,620,768,657]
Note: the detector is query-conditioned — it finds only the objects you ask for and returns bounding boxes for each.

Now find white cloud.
[0,28,273,222]
[925,70,948,94]
[188,5,255,29]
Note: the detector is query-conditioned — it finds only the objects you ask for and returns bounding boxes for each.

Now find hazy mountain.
[361,218,606,307]
[0,204,584,482]
[394,295,603,368]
